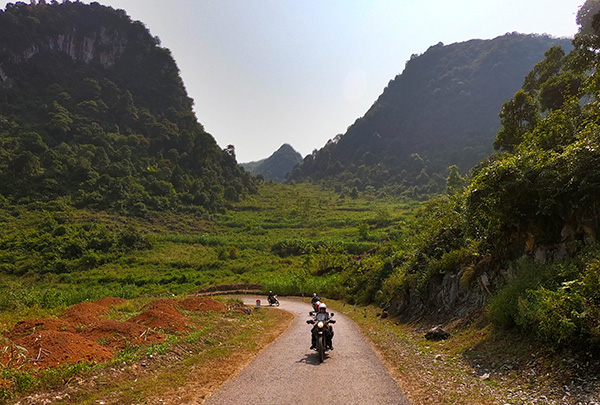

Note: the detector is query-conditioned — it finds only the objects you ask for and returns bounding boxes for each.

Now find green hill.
[0,1,255,216]
[288,34,572,197]
[241,144,303,182]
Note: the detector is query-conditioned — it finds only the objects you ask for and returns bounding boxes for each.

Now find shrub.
[517,287,584,348]
[488,258,558,329]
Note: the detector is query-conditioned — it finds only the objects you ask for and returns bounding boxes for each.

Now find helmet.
[269,291,272,294]
[319,303,327,312]
[313,293,317,297]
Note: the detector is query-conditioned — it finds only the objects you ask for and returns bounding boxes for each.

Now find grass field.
[0,182,418,318]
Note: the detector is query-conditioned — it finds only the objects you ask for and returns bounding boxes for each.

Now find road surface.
[203,296,410,404]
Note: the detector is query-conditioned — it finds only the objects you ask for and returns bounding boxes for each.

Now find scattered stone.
[479,373,491,380]
[425,325,450,341]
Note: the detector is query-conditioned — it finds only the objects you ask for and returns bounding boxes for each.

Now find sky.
[1,1,585,162]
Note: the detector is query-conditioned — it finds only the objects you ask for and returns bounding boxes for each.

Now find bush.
[488,258,558,329]
[517,287,584,348]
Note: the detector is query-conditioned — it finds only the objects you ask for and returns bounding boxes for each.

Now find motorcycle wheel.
[274,300,280,307]
[317,335,325,363]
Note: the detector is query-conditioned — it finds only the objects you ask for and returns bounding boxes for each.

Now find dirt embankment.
[1,296,226,370]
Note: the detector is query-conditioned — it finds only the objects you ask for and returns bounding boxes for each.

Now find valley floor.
[4,295,600,404]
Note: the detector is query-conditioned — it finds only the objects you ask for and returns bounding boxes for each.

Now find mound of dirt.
[130,300,187,332]
[6,318,76,340]
[93,297,128,307]
[1,330,113,369]
[79,319,165,350]
[178,297,226,312]
[1,296,231,370]
[61,301,110,326]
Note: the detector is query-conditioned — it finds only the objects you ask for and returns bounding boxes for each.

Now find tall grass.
[0,182,417,316]
[0,283,140,312]
[262,273,346,300]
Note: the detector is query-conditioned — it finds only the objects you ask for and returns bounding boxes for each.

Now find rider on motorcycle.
[310,303,334,350]
[267,291,276,304]
[311,293,321,311]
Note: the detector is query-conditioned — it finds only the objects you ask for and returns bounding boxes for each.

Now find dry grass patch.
[329,301,600,404]
[6,301,293,404]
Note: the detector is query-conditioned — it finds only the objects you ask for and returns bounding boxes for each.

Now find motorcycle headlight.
[317,321,324,328]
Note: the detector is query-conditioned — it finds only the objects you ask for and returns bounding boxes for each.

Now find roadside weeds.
[329,301,600,405]
[3,303,292,405]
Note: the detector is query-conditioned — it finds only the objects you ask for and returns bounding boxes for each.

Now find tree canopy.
[288,34,571,199]
[0,1,256,215]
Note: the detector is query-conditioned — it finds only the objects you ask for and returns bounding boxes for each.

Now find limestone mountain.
[288,33,572,197]
[241,144,303,182]
[0,1,255,215]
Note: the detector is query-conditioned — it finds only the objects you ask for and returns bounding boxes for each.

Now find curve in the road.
[203,296,411,405]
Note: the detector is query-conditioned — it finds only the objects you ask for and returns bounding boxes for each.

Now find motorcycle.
[306,312,336,363]
[267,295,279,306]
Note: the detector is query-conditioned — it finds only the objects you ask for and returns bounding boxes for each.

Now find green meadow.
[0,182,418,318]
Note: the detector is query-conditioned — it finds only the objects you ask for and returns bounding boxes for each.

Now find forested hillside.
[288,34,571,198]
[0,1,255,216]
[325,1,600,350]
[241,144,303,182]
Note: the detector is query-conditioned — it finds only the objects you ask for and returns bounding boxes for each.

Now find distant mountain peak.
[242,144,303,182]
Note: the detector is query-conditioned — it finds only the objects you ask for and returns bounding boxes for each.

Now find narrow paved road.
[203,296,410,404]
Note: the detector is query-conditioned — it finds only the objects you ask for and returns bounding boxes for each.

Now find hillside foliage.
[0,1,255,216]
[3,0,600,357]
[288,34,572,199]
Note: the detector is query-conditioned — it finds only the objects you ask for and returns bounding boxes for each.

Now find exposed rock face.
[0,4,135,87]
[45,27,126,67]
[0,65,8,82]
[390,217,600,322]
[7,27,126,70]
[389,255,504,322]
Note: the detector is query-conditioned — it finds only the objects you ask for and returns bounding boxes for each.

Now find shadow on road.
[296,352,330,366]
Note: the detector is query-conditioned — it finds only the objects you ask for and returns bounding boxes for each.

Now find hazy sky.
[1,1,584,162]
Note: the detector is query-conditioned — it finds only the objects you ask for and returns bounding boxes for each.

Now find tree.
[523,46,566,95]
[446,165,465,195]
[539,72,581,112]
[46,101,73,137]
[224,185,239,202]
[494,90,538,152]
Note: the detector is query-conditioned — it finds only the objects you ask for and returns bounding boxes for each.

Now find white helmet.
[318,303,327,312]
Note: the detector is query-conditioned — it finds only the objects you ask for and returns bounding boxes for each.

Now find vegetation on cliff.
[287,34,572,198]
[2,0,600,364]
[0,1,255,216]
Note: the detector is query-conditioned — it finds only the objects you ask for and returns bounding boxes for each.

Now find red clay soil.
[0,330,114,369]
[0,296,227,370]
[129,299,187,332]
[79,319,165,350]
[60,301,110,326]
[6,318,76,340]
